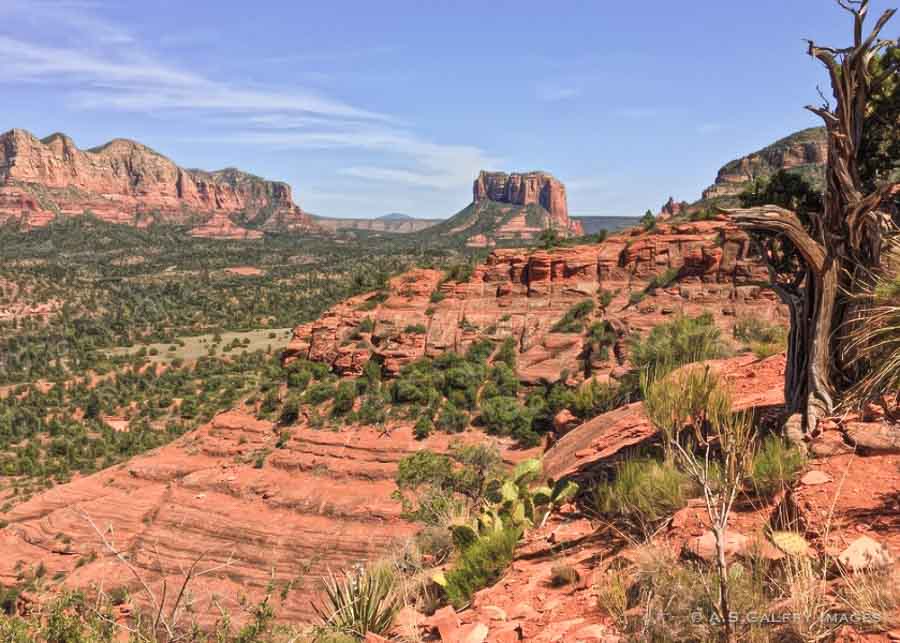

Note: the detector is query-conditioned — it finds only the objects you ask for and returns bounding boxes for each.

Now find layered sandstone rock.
[423,171,583,246]
[0,129,317,236]
[473,171,570,226]
[285,219,780,384]
[0,410,538,625]
[701,127,827,201]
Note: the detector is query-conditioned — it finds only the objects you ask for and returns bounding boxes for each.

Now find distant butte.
[0,128,318,237]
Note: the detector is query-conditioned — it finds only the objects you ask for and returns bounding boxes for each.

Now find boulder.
[838,535,894,572]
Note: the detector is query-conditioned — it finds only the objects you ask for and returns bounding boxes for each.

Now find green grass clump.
[444,527,521,608]
[594,458,695,533]
[629,312,728,377]
[749,436,806,498]
[733,316,787,359]
[551,299,595,333]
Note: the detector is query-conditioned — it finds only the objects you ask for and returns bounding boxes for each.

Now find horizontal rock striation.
[284,218,782,384]
[701,127,827,201]
[0,129,317,236]
[0,410,534,625]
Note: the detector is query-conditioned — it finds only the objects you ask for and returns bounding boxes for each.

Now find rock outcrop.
[420,171,583,247]
[0,411,538,625]
[473,171,570,226]
[0,129,318,236]
[701,127,827,201]
[285,218,781,384]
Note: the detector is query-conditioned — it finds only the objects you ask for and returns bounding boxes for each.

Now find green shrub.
[597,288,615,311]
[305,382,335,405]
[357,395,386,425]
[646,267,680,292]
[259,390,280,415]
[486,363,518,398]
[627,291,646,306]
[571,379,624,420]
[594,458,695,533]
[430,291,446,304]
[413,415,433,440]
[436,403,467,434]
[552,299,595,333]
[358,317,375,333]
[494,336,517,369]
[479,396,537,446]
[286,367,312,390]
[733,316,788,359]
[331,381,357,416]
[279,396,301,425]
[629,313,727,377]
[640,209,657,231]
[443,263,475,284]
[443,527,521,608]
[404,324,427,335]
[749,436,806,498]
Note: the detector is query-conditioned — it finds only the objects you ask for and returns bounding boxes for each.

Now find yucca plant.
[313,566,400,638]
[844,249,900,417]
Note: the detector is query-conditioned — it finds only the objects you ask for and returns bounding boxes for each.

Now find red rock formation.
[285,219,781,384]
[472,170,582,236]
[701,127,827,201]
[658,196,686,220]
[0,129,318,236]
[0,410,539,626]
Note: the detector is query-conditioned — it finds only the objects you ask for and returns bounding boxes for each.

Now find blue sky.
[1,1,895,218]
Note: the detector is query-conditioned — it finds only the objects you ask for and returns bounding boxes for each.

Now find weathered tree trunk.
[727,1,898,433]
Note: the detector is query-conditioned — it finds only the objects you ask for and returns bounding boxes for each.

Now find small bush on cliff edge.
[443,526,521,608]
[593,458,695,535]
[628,312,728,378]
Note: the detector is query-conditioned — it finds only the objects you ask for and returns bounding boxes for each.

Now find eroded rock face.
[0,411,537,625]
[0,129,317,236]
[473,170,582,236]
[701,127,827,201]
[285,219,781,383]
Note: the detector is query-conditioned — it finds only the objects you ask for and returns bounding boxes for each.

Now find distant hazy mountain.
[376,213,416,221]
[572,216,640,235]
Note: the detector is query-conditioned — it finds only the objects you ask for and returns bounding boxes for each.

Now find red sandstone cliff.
[701,127,827,201]
[473,171,568,222]
[0,129,318,236]
[285,218,780,384]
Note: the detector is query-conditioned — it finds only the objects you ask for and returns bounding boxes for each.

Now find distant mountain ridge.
[312,213,441,234]
[0,128,318,237]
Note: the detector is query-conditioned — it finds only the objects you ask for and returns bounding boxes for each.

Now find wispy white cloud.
[223,128,500,191]
[536,84,582,102]
[0,36,385,121]
[614,106,662,119]
[0,2,498,209]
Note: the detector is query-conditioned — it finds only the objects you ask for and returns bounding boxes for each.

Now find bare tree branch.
[723,206,827,273]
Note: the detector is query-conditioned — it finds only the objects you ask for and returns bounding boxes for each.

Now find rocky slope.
[421,171,584,247]
[0,129,318,237]
[286,217,780,385]
[701,127,827,202]
[0,218,781,628]
[0,410,536,625]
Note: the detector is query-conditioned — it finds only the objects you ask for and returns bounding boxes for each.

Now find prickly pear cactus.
[770,530,809,557]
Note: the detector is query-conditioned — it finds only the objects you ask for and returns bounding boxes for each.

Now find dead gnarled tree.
[727,0,899,433]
